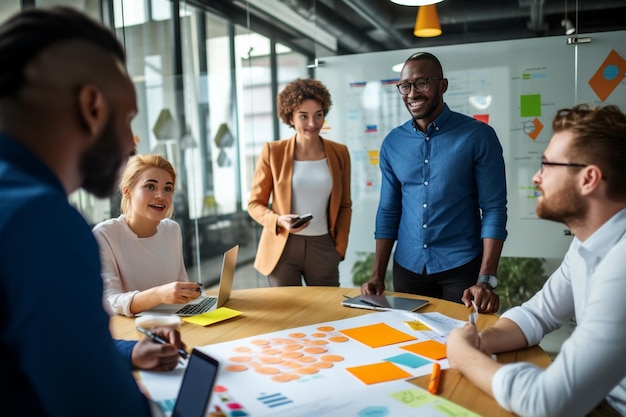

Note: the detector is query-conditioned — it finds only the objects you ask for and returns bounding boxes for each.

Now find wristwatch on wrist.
[477,274,498,289]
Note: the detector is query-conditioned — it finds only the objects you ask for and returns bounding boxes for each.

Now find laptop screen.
[172,349,219,417]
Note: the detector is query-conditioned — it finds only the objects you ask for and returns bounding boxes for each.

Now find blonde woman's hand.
[155,281,202,304]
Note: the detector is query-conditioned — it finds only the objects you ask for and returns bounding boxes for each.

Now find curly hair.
[277,78,332,127]
[0,6,125,98]
[552,103,626,202]
[119,154,177,218]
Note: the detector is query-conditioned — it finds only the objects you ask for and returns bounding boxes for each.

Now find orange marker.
[428,362,441,394]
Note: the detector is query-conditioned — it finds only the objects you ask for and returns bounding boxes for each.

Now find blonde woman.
[93,154,200,316]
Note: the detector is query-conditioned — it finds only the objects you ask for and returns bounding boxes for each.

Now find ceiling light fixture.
[390,0,443,5]
[561,18,575,35]
[414,4,442,37]
[561,0,576,35]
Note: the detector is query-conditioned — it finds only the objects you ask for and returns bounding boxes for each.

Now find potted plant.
[497,257,547,313]
[351,251,393,290]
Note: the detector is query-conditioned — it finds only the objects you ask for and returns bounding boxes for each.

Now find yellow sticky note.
[183,307,242,326]
[404,320,431,331]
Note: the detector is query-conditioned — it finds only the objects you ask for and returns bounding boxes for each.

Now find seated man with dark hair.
[0,7,181,417]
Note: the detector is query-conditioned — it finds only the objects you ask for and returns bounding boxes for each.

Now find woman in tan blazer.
[248,78,352,286]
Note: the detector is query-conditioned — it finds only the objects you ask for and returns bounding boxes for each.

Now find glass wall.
[0,1,22,22]
[112,0,311,286]
[24,0,311,287]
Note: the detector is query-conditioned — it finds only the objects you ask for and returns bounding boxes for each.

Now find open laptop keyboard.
[176,297,217,315]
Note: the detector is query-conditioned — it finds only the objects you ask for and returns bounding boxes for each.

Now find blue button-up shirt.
[375,104,507,274]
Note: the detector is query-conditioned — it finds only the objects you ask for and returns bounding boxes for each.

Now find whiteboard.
[315,31,626,286]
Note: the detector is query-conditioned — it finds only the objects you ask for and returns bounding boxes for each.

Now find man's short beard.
[79,118,128,199]
[536,183,584,227]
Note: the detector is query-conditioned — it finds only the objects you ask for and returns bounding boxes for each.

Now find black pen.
[136,326,189,361]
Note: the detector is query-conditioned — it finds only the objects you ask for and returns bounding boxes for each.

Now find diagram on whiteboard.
[589,49,626,102]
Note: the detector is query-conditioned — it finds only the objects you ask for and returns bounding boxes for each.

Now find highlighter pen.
[136,326,189,362]
[428,362,441,394]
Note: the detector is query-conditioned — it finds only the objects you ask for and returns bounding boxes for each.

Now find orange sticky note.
[346,361,413,385]
[340,323,416,348]
[401,340,447,360]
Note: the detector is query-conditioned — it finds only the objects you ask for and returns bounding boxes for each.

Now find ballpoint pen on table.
[428,362,441,394]
[469,300,478,325]
[136,326,188,364]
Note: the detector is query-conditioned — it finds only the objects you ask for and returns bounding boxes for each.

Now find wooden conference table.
[110,286,552,417]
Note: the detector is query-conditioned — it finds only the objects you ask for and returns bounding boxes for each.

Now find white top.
[92,214,189,317]
[494,208,626,416]
[291,159,332,236]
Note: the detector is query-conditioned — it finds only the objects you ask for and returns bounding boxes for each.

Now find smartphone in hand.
[291,213,313,228]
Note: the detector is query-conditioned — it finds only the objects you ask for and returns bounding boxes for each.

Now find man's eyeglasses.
[540,161,587,174]
[396,77,443,95]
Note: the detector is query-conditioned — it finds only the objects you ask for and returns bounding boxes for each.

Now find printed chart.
[140,310,478,417]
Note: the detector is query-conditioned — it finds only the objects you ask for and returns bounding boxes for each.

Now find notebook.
[137,245,239,317]
[172,349,220,417]
[342,293,429,312]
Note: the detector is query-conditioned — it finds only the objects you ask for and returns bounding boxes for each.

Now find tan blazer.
[248,135,352,276]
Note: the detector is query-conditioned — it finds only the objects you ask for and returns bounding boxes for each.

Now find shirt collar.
[411,103,451,132]
[577,208,626,269]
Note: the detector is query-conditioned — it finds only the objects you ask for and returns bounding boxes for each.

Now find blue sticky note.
[384,352,431,369]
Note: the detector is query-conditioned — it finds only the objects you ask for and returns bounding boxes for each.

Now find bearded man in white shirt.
[447,103,626,417]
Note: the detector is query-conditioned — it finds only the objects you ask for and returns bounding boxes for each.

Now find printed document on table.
[256,379,482,417]
[405,312,467,337]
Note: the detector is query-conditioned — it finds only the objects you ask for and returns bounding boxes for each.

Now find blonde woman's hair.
[119,154,177,217]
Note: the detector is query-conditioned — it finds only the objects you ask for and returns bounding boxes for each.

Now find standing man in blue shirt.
[0,7,180,417]
[361,52,507,313]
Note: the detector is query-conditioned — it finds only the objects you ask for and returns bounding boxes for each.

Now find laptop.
[342,293,429,312]
[172,349,220,417]
[138,245,239,317]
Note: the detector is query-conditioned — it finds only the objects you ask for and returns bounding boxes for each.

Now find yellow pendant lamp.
[414,4,442,37]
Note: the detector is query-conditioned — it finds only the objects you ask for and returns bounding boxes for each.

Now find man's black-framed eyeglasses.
[396,77,443,95]
[540,160,587,174]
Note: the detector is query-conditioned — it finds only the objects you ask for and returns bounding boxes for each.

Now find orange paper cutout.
[340,322,416,348]
[401,340,447,360]
[527,117,544,141]
[346,361,413,385]
[589,49,626,102]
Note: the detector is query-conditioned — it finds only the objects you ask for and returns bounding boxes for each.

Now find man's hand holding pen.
[132,327,187,371]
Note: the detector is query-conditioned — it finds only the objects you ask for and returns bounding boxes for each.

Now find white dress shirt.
[493,208,626,417]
